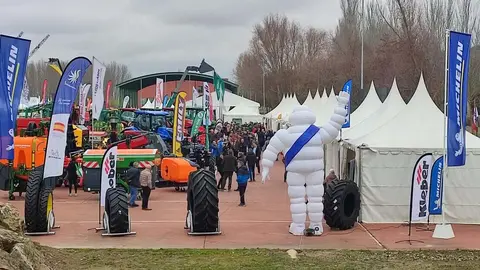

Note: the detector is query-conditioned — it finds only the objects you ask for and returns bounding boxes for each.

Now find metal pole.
[441,29,450,225]
[360,0,365,91]
[262,70,266,107]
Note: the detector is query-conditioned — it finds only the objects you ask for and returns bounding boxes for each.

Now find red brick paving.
[1,161,479,250]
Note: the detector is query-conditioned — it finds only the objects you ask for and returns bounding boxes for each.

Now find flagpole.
[441,30,449,225]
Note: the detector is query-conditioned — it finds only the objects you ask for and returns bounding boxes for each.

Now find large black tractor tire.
[36,186,54,232]
[105,187,129,234]
[323,178,361,230]
[24,166,44,232]
[208,157,215,173]
[187,169,219,233]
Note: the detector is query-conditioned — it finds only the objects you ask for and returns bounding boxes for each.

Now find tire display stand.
[95,187,136,237]
[24,166,60,236]
[184,169,221,235]
[323,178,361,230]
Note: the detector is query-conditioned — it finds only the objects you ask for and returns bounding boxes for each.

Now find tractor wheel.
[37,186,54,232]
[105,187,129,233]
[24,166,43,233]
[208,157,215,173]
[323,179,361,230]
[187,169,219,233]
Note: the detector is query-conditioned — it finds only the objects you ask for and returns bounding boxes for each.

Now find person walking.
[219,150,236,191]
[67,155,79,196]
[246,149,256,182]
[236,160,250,206]
[126,162,141,207]
[252,142,261,174]
[140,164,153,210]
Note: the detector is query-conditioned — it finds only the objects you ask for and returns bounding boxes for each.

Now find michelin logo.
[6,129,14,151]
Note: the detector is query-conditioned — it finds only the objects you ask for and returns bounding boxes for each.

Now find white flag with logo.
[410,153,433,222]
[123,96,130,108]
[100,145,118,207]
[78,84,91,125]
[92,57,106,120]
[155,78,163,108]
[192,86,199,107]
[203,82,212,125]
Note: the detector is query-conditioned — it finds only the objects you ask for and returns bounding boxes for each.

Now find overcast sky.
[1,0,341,80]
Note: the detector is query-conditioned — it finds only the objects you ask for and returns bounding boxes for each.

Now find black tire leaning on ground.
[105,187,129,233]
[187,169,219,233]
[24,166,44,232]
[36,186,54,232]
[323,178,361,231]
[208,156,215,172]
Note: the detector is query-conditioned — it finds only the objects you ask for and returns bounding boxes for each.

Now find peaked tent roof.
[349,74,480,149]
[313,88,320,100]
[343,78,405,142]
[320,88,327,105]
[265,94,286,118]
[349,81,382,127]
[224,105,261,116]
[303,91,313,104]
[187,90,259,108]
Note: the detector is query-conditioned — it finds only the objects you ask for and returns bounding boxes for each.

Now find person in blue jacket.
[236,160,250,206]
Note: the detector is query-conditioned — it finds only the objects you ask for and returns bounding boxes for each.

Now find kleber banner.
[105,80,112,108]
[341,79,352,128]
[172,91,187,157]
[44,57,91,178]
[0,35,31,159]
[203,82,213,126]
[92,57,106,120]
[79,83,91,125]
[410,153,433,222]
[447,31,471,167]
[122,96,129,108]
[429,156,444,215]
[41,79,48,104]
[100,145,117,206]
[155,78,163,108]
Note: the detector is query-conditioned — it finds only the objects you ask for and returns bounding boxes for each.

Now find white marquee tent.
[336,74,480,224]
[224,105,262,123]
[348,82,382,128]
[302,91,314,108]
[187,91,260,109]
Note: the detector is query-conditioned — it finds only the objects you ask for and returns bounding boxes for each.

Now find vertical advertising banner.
[410,153,433,222]
[163,95,169,108]
[447,31,471,167]
[155,78,163,108]
[428,156,444,215]
[202,82,213,126]
[100,145,117,206]
[172,91,187,157]
[92,57,106,120]
[79,83,91,125]
[105,80,112,108]
[44,57,91,178]
[341,79,352,128]
[122,96,130,108]
[42,79,48,104]
[0,35,31,159]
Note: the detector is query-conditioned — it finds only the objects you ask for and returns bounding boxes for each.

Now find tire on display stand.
[323,178,361,230]
[185,169,221,235]
[101,187,135,236]
[36,186,55,232]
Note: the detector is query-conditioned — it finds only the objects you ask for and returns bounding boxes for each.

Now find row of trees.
[234,0,480,111]
[24,59,132,102]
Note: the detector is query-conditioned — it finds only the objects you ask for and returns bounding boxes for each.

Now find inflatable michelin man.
[261,91,349,236]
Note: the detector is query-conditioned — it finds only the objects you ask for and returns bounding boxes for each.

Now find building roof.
[117,71,239,94]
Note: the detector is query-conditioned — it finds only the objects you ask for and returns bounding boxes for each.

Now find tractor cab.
[119,108,136,126]
[132,110,173,142]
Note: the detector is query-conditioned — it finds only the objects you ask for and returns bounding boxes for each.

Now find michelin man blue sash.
[284,125,320,167]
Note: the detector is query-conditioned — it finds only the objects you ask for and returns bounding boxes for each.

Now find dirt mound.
[0,202,52,270]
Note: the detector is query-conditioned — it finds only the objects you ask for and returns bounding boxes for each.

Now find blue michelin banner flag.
[428,156,443,215]
[447,31,471,167]
[0,35,31,160]
[163,95,169,107]
[342,79,352,128]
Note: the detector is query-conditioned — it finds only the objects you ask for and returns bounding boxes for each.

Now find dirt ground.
[1,161,480,250]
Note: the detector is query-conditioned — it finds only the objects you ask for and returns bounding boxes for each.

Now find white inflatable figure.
[261,91,349,236]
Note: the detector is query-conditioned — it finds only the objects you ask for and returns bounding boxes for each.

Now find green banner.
[166,92,178,107]
[214,72,225,101]
[190,111,205,137]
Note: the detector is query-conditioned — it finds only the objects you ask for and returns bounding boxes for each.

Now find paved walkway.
[2,162,479,249]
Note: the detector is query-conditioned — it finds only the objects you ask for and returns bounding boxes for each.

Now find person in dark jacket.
[246,149,256,182]
[251,142,261,174]
[236,160,250,206]
[126,162,141,207]
[67,155,79,196]
[219,150,236,191]
[257,128,266,150]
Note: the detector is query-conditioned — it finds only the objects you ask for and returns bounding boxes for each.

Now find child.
[236,160,250,206]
